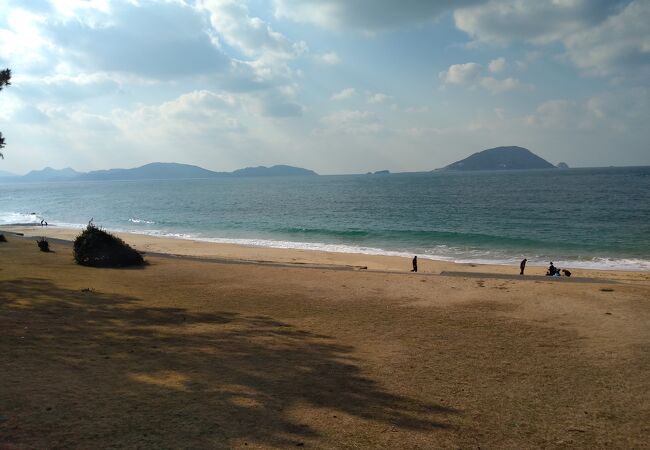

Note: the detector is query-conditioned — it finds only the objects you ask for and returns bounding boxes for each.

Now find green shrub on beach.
[73,223,144,267]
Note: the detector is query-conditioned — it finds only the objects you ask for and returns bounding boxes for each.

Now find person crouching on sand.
[520,258,527,275]
[547,262,557,276]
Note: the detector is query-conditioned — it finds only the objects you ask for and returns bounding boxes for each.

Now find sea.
[1,167,649,271]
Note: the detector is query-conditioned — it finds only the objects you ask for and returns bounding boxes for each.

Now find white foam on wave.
[128,218,156,224]
[0,211,43,225]
[52,221,86,230]
[558,257,650,271]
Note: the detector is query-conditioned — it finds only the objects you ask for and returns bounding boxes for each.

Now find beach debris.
[36,237,50,252]
[73,223,144,267]
[0,233,6,242]
[600,288,615,292]
[80,287,94,293]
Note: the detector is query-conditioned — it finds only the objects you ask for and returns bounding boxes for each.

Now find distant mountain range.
[0,169,17,177]
[442,146,558,171]
[0,147,568,182]
[0,162,318,182]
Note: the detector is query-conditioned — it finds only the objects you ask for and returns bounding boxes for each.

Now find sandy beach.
[5,225,649,281]
[1,226,649,448]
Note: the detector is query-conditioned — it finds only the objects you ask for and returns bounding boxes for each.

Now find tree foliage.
[0,68,12,159]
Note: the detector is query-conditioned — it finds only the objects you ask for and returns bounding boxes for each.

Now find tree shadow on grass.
[0,278,459,448]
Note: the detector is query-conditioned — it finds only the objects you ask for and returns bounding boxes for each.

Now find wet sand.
[1,227,649,448]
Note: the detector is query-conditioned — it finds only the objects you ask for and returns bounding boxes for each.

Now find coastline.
[3,224,648,283]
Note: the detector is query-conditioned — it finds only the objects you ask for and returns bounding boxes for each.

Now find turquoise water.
[1,167,649,270]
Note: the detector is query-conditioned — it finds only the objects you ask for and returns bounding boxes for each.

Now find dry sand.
[1,227,649,449]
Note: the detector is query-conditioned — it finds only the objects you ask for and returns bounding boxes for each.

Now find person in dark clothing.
[411,256,418,273]
[547,262,557,276]
[520,258,527,275]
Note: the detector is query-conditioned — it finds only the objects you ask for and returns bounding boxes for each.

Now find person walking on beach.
[411,256,418,273]
[520,258,527,275]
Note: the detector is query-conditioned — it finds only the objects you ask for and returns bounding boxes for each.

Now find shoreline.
[1,216,648,272]
[2,224,648,283]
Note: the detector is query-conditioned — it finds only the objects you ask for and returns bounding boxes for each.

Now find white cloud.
[48,0,111,19]
[440,62,532,94]
[273,0,482,32]
[0,1,232,79]
[405,106,430,113]
[454,0,620,45]
[198,0,300,60]
[562,1,650,78]
[367,92,391,104]
[488,57,506,73]
[454,0,650,80]
[34,90,244,156]
[0,8,52,72]
[314,52,340,65]
[525,99,586,130]
[479,76,533,94]
[0,0,308,125]
[331,87,356,101]
[27,90,250,169]
[318,110,382,134]
[439,62,482,84]
[194,0,309,114]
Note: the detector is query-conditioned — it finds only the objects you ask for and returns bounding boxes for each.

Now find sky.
[0,0,649,175]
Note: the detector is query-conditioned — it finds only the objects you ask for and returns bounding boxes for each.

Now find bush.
[73,223,144,267]
[37,237,50,252]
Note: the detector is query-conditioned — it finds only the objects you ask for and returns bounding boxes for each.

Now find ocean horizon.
[1,166,649,271]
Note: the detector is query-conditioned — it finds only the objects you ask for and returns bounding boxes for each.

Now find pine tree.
[0,68,12,159]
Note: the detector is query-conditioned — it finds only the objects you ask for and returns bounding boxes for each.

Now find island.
[442,146,556,171]
[0,162,318,182]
